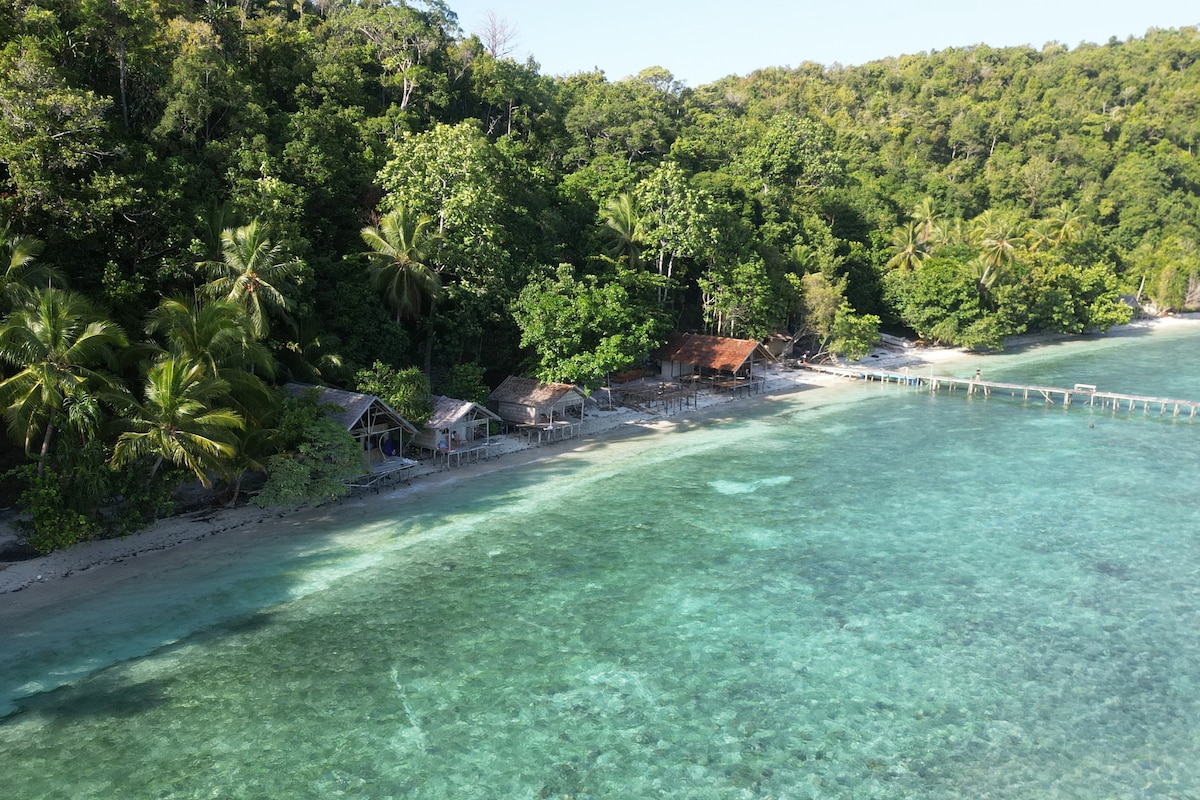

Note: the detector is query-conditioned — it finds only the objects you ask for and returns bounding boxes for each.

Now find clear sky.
[445,0,1200,87]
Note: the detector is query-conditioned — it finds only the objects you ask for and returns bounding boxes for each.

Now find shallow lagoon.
[2,328,1199,799]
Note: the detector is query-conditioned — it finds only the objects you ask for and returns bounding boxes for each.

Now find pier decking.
[804,363,1200,419]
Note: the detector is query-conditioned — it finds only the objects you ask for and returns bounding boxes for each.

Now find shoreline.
[2,314,1197,610]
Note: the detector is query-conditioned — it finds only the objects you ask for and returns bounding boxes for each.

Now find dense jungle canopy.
[2,0,1199,546]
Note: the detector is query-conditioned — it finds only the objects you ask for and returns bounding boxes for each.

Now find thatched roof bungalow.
[488,376,586,427]
[284,383,417,464]
[412,395,501,454]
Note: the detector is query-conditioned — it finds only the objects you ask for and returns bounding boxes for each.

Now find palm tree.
[146,296,275,422]
[0,223,64,307]
[199,220,302,339]
[276,315,346,385]
[360,206,442,325]
[886,222,927,271]
[603,193,644,270]
[0,288,127,472]
[967,255,1005,294]
[909,196,942,247]
[110,356,244,488]
[1025,217,1056,252]
[1048,201,1086,246]
[971,209,1025,270]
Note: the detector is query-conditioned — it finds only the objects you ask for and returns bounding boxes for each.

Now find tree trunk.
[118,36,129,130]
[36,418,56,477]
[423,295,438,376]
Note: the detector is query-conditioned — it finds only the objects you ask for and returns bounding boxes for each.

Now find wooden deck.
[345,457,418,493]
[805,363,1200,419]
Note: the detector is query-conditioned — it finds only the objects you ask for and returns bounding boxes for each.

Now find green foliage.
[513,264,665,387]
[199,221,304,340]
[440,362,491,405]
[699,257,781,341]
[360,206,442,324]
[254,415,363,510]
[7,453,177,554]
[1,3,1198,546]
[110,357,244,489]
[829,305,881,361]
[355,361,432,425]
[8,464,98,553]
[884,256,1000,348]
[0,288,127,464]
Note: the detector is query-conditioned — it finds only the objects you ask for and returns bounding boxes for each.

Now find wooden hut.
[284,383,417,465]
[652,333,777,382]
[413,395,501,455]
[488,376,587,443]
[652,333,772,381]
[764,330,796,359]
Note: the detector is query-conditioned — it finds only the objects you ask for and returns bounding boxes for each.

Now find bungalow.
[764,330,796,359]
[488,376,587,443]
[412,395,502,455]
[652,333,777,385]
[284,383,418,465]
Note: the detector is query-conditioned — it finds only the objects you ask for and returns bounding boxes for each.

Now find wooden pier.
[804,363,1200,420]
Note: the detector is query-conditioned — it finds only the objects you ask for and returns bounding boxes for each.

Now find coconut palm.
[0,288,127,471]
[967,255,1005,294]
[276,315,346,385]
[909,196,942,247]
[886,222,927,271]
[110,356,244,488]
[360,206,442,325]
[603,193,644,270]
[971,209,1025,270]
[0,222,64,307]
[199,220,302,339]
[1047,201,1086,246]
[146,296,275,422]
[1025,217,1056,252]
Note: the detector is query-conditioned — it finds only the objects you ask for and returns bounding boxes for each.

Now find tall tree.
[886,222,928,272]
[199,220,303,340]
[110,357,243,488]
[0,38,111,219]
[0,222,63,307]
[145,296,275,421]
[0,289,127,472]
[635,162,716,304]
[360,206,442,325]
[513,264,664,386]
[602,193,643,271]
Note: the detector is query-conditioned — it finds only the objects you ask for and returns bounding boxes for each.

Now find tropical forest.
[2,0,1199,549]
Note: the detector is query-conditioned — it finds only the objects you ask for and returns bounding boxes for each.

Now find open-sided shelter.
[652,333,777,380]
[413,395,501,454]
[284,383,417,464]
[488,377,586,443]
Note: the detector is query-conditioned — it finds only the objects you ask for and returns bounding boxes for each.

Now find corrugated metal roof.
[425,394,500,429]
[488,376,585,408]
[651,333,776,373]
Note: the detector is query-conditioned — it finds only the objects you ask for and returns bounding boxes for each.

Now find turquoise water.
[2,328,1200,799]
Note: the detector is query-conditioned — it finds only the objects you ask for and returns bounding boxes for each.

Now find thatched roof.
[283,383,417,435]
[488,376,585,409]
[426,395,500,429]
[651,333,777,373]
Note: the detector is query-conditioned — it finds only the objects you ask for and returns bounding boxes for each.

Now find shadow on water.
[15,676,175,722]
[1,392,800,721]
[1,606,288,723]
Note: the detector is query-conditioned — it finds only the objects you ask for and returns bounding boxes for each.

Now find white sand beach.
[2,314,1197,615]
